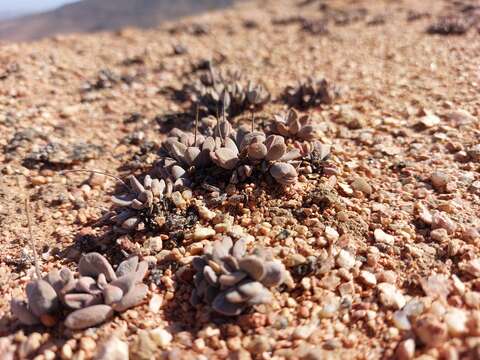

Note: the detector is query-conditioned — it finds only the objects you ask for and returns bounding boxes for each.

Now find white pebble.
[378,282,406,310]
[374,229,395,245]
[150,327,172,348]
[396,339,415,360]
[148,294,163,313]
[359,270,377,287]
[193,227,216,241]
[94,336,129,360]
[336,250,355,270]
[445,308,467,336]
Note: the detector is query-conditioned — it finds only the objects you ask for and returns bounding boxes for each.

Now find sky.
[0,0,79,16]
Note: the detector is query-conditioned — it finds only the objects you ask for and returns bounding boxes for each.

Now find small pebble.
[444,308,467,336]
[193,227,216,241]
[430,171,449,192]
[359,270,377,287]
[431,212,457,234]
[374,229,395,245]
[414,315,447,347]
[148,294,163,313]
[396,339,415,360]
[351,177,372,195]
[377,282,406,310]
[336,250,355,270]
[94,336,128,360]
[150,327,173,348]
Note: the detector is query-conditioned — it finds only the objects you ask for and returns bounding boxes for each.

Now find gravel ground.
[1,0,480,359]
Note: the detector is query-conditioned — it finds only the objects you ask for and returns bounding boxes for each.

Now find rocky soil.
[1,0,480,359]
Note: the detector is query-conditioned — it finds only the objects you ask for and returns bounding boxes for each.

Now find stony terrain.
[1,0,480,359]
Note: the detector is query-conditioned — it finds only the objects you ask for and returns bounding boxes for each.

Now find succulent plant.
[284,77,335,110]
[155,117,303,187]
[190,237,286,316]
[181,66,270,117]
[11,253,148,330]
[273,109,322,141]
[109,174,175,233]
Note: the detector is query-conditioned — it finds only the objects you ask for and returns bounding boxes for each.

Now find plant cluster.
[283,77,335,110]
[190,236,286,316]
[155,116,315,187]
[11,253,148,330]
[180,66,270,117]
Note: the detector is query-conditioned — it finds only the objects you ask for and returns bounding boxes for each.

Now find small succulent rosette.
[183,66,270,117]
[11,253,148,330]
[284,77,334,109]
[109,174,176,233]
[273,108,323,141]
[190,237,286,316]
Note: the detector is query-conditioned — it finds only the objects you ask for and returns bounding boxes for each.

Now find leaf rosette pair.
[11,253,148,330]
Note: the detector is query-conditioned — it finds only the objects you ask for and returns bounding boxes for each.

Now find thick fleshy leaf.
[110,272,137,294]
[171,165,186,180]
[247,287,272,305]
[222,256,239,273]
[64,293,101,309]
[212,148,239,170]
[127,175,145,195]
[224,138,239,155]
[78,253,117,282]
[218,272,247,288]
[75,277,100,295]
[130,199,144,210]
[202,137,216,152]
[103,284,124,305]
[247,143,267,160]
[135,261,149,283]
[269,163,298,185]
[240,132,266,151]
[280,149,302,161]
[112,284,148,312]
[265,135,286,161]
[224,289,248,303]
[232,238,247,259]
[165,139,187,163]
[64,304,114,330]
[45,269,63,293]
[261,261,286,287]
[11,299,39,325]
[111,195,134,207]
[151,178,162,197]
[185,147,201,166]
[218,120,232,139]
[192,257,207,272]
[212,293,244,316]
[237,281,264,298]
[116,256,139,277]
[26,280,59,317]
[203,266,218,286]
[238,256,265,281]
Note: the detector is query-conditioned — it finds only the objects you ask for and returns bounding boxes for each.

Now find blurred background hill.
[0,0,237,41]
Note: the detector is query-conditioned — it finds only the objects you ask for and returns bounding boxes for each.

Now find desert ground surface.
[1,0,480,359]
